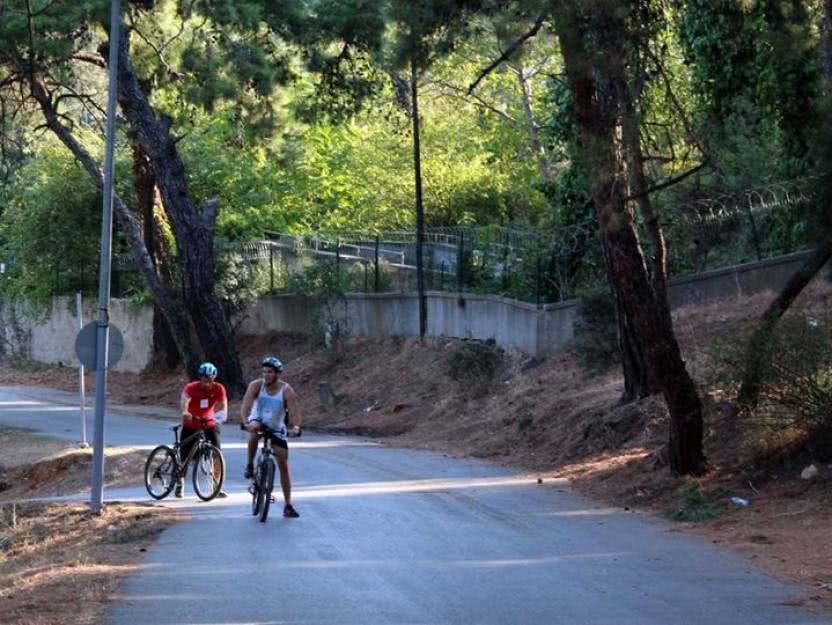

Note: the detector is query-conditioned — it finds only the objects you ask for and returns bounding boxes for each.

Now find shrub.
[447,339,505,390]
[709,313,832,461]
[668,484,727,523]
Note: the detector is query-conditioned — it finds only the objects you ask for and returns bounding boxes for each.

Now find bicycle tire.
[251,478,261,516]
[144,445,177,500]
[253,460,266,516]
[259,457,276,523]
[192,443,225,501]
[250,458,262,516]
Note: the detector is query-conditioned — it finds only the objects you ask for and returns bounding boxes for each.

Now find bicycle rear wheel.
[259,457,276,523]
[144,445,177,500]
[192,443,225,501]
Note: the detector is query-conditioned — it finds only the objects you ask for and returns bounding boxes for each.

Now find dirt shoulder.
[0,501,179,625]
[0,427,180,625]
[0,426,147,502]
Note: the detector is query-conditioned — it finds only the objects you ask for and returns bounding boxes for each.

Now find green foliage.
[0,144,102,307]
[677,0,822,180]
[668,483,727,523]
[709,313,832,460]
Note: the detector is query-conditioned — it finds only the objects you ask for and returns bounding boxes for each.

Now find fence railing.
[8,178,815,305]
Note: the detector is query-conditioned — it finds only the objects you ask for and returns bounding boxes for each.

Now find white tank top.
[253,382,288,440]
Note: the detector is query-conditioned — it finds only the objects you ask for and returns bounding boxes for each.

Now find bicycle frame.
[172,426,208,478]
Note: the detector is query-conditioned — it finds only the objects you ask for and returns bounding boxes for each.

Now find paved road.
[0,385,828,625]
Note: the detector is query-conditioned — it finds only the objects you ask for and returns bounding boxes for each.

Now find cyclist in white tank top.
[240,356,304,518]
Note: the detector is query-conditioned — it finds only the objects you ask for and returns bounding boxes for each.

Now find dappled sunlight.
[292,474,560,498]
[139,474,561,508]
[0,400,47,406]
[218,439,380,452]
[109,474,569,513]
[0,405,79,413]
[528,507,623,518]
[119,552,628,579]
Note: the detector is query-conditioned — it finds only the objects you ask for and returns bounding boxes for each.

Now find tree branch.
[467,11,549,95]
[424,78,518,124]
[624,162,708,202]
[72,51,107,69]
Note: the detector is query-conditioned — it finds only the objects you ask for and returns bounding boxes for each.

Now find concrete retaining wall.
[1,296,153,373]
[4,249,821,370]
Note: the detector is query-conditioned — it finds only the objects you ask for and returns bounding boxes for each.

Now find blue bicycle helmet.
[197,362,218,378]
[260,356,284,372]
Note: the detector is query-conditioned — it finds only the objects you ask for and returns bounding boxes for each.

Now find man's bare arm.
[285,385,303,428]
[240,380,260,422]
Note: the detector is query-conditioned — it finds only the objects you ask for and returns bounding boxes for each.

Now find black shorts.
[249,420,288,450]
[180,425,221,464]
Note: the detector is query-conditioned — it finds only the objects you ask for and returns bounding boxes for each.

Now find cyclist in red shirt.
[177,362,228,498]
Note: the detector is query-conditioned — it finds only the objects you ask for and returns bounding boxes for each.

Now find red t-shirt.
[182,381,226,430]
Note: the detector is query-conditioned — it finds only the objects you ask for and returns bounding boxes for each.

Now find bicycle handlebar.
[239,422,302,438]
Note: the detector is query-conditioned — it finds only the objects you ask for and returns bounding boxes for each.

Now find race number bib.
[199,399,209,409]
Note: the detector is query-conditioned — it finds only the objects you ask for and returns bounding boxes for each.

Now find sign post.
[76,293,88,447]
[90,0,122,515]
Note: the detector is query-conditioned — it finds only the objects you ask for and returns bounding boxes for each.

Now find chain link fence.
[15,178,816,306]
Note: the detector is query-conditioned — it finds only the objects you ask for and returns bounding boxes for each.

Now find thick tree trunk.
[133,144,181,370]
[554,2,705,475]
[110,31,246,396]
[601,238,653,402]
[738,239,832,407]
[29,78,201,375]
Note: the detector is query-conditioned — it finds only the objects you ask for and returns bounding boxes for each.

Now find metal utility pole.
[411,60,427,338]
[90,0,121,515]
[76,293,88,447]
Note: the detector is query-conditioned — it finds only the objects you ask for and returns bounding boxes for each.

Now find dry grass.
[0,426,147,502]
[0,502,179,625]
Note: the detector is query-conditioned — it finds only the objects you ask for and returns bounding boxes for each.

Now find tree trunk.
[29,78,201,375]
[825,0,832,78]
[513,63,553,183]
[133,144,181,369]
[553,2,705,475]
[601,238,653,402]
[738,239,832,407]
[110,31,246,396]
[411,60,427,339]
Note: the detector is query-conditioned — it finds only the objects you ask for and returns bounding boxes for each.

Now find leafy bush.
[571,291,619,374]
[447,339,505,390]
[709,314,832,461]
[668,484,727,523]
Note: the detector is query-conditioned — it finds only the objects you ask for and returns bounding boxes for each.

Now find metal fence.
[17,178,816,305]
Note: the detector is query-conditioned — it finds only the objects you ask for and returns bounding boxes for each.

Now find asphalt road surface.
[0,385,828,625]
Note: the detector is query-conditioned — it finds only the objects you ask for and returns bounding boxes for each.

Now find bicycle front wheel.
[253,460,265,516]
[144,445,177,500]
[259,457,276,523]
[192,443,225,501]
[251,467,261,516]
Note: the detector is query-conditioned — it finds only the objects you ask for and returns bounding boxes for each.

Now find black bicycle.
[144,425,226,501]
[241,422,300,522]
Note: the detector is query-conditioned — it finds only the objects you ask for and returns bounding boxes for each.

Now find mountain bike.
[144,424,226,501]
[241,422,301,522]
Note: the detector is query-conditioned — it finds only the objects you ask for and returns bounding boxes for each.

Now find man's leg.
[177,426,197,497]
[245,431,259,479]
[205,427,227,498]
[275,444,298,517]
